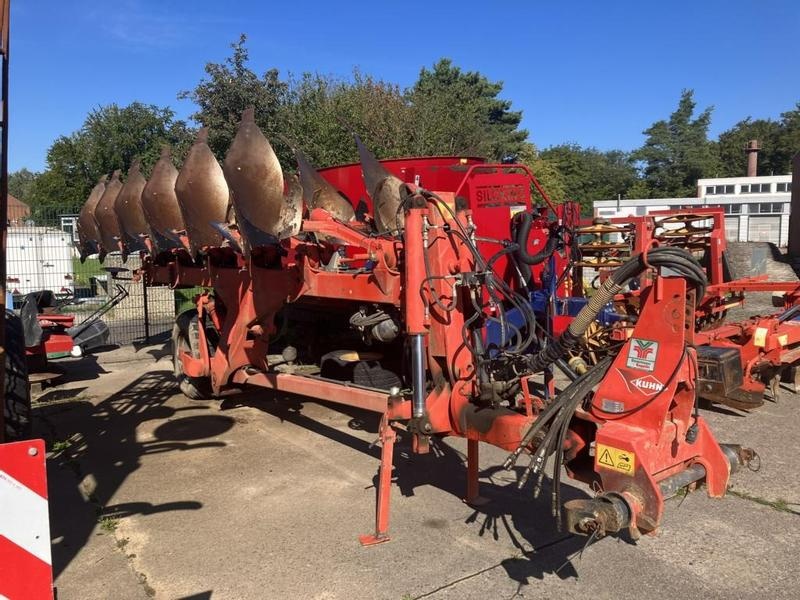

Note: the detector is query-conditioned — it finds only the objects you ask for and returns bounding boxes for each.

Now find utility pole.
[0,0,11,439]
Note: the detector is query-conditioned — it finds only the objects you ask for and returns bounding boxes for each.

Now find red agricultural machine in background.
[557,208,800,410]
[74,107,795,545]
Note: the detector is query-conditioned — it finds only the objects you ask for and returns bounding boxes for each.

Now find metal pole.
[142,275,150,343]
[0,1,12,442]
[410,334,425,418]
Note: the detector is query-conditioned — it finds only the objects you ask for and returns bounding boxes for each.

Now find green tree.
[625,179,652,199]
[180,41,530,167]
[8,168,40,201]
[281,70,412,167]
[538,144,638,211]
[715,118,781,176]
[773,102,800,173]
[633,90,720,198]
[516,143,566,206]
[712,102,799,177]
[28,102,193,211]
[178,34,288,161]
[406,59,527,161]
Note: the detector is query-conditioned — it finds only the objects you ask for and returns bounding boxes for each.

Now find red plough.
[74,108,782,544]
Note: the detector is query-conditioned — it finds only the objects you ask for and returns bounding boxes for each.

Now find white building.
[593,174,793,246]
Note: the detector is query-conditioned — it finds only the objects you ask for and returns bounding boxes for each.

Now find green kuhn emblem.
[626,338,658,372]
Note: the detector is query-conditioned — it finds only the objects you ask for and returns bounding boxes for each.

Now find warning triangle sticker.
[598,449,614,467]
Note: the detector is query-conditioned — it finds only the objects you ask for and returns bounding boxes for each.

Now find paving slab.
[701,390,800,509]
[37,357,800,600]
[45,454,151,600]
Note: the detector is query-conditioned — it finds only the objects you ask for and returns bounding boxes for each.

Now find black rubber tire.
[172,310,213,400]
[353,361,402,390]
[5,310,32,440]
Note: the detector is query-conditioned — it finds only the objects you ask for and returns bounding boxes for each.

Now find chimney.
[745,139,760,177]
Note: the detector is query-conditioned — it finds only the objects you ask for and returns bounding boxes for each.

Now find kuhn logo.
[630,375,664,396]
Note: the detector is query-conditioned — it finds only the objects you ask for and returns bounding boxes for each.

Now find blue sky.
[9,0,800,172]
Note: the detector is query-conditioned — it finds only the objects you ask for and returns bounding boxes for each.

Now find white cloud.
[79,0,241,50]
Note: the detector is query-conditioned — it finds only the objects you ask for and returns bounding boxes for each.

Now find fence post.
[142,277,150,344]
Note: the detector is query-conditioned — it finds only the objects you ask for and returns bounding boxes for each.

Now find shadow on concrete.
[34,386,91,405]
[220,391,593,582]
[132,331,173,362]
[35,371,234,580]
[698,399,750,418]
[32,355,111,390]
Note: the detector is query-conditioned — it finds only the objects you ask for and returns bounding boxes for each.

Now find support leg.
[463,438,489,506]
[359,416,396,546]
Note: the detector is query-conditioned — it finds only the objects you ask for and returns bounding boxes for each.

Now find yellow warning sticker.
[596,444,636,476]
[753,327,768,348]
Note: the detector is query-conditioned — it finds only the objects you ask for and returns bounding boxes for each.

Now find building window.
[723,204,742,214]
[776,182,792,193]
[706,185,734,195]
[741,183,771,194]
[749,203,782,214]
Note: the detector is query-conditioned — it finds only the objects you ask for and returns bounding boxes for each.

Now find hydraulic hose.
[512,211,561,266]
[511,212,561,288]
[505,356,615,518]
[526,246,707,373]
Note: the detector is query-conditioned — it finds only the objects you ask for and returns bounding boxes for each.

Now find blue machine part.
[485,291,625,352]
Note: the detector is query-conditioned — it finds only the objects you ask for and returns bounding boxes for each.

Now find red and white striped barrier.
[0,439,53,599]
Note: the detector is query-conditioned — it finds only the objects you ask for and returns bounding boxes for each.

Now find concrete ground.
[33,344,800,600]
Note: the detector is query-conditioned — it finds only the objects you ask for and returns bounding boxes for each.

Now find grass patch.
[728,489,798,514]
[71,256,103,287]
[50,439,72,454]
[34,389,95,406]
[98,516,118,533]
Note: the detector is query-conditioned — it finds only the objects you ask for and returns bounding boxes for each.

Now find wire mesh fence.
[6,205,179,345]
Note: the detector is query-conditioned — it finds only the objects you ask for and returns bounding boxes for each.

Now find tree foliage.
[178,34,287,161]
[771,103,800,174]
[715,118,779,177]
[405,59,528,161]
[18,32,800,216]
[27,103,193,211]
[8,168,39,201]
[538,144,638,211]
[516,143,566,206]
[281,71,411,167]
[631,90,720,198]
[179,40,528,168]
